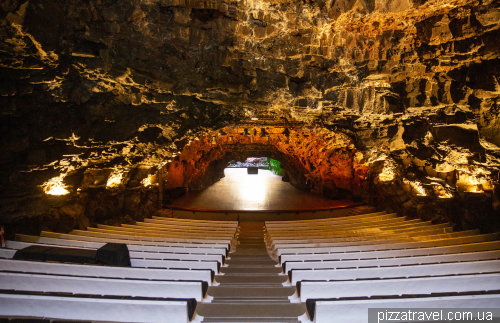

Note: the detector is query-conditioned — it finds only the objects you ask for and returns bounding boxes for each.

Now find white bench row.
[266,218,449,237]
[266,214,406,232]
[123,222,238,233]
[0,271,210,302]
[267,222,443,246]
[41,231,230,252]
[0,258,214,285]
[272,229,469,253]
[69,229,234,246]
[6,240,225,265]
[288,259,500,286]
[307,294,500,323]
[283,245,500,273]
[0,293,200,323]
[151,215,238,228]
[282,238,500,269]
[266,219,444,237]
[2,240,221,274]
[270,225,454,250]
[266,211,389,227]
[95,224,237,238]
[295,273,500,302]
[17,234,228,256]
[278,230,492,260]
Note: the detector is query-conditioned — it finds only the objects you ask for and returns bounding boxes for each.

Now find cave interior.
[0,0,500,320]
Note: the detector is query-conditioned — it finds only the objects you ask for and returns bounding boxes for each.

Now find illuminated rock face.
[166,127,368,197]
[0,0,499,232]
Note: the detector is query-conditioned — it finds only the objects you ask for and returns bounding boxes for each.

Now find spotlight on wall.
[251,134,254,143]
[260,128,267,137]
[212,136,216,145]
[282,127,290,137]
[229,135,233,144]
[219,129,227,136]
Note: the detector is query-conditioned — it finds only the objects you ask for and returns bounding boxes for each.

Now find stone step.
[231,253,275,262]
[210,299,293,304]
[221,267,282,274]
[196,303,306,319]
[202,320,299,323]
[225,260,277,266]
[208,286,295,298]
[215,275,288,284]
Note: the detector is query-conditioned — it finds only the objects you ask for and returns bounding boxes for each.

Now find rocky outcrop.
[0,0,499,233]
[165,126,369,197]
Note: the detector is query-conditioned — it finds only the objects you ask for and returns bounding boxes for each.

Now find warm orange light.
[141,174,156,187]
[107,170,125,188]
[42,175,70,195]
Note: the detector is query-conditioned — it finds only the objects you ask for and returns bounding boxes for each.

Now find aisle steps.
[197,222,306,322]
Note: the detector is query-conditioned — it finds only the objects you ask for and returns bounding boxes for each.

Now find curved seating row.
[264,211,500,323]
[0,216,239,323]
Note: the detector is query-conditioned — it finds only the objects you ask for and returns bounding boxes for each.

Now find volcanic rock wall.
[166,126,368,197]
[1,0,499,233]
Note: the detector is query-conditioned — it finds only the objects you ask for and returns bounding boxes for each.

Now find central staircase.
[197,222,306,322]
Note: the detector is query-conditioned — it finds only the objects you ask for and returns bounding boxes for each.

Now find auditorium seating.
[2,207,499,322]
[265,211,500,322]
[0,216,239,323]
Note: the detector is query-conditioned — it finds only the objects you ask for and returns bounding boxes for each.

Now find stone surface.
[0,0,499,233]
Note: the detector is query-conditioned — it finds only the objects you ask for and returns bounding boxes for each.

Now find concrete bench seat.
[0,293,199,323]
[16,234,228,257]
[266,220,434,242]
[40,231,230,252]
[6,240,225,264]
[266,214,400,231]
[283,248,500,274]
[279,231,497,263]
[266,218,436,234]
[82,228,237,250]
[130,222,238,233]
[289,259,500,286]
[151,216,238,227]
[0,258,215,285]
[2,242,220,274]
[272,228,460,251]
[277,230,487,259]
[70,229,233,245]
[296,272,500,302]
[88,226,236,239]
[281,239,500,267]
[0,249,16,259]
[131,258,220,273]
[306,294,500,323]
[265,211,388,226]
[265,218,427,236]
[269,225,453,248]
[0,271,210,302]
[95,224,238,238]
[276,231,478,259]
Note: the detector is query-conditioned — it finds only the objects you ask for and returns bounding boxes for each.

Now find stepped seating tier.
[283,247,500,274]
[264,210,500,322]
[0,215,240,323]
[2,205,499,322]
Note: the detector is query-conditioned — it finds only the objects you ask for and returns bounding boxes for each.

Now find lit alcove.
[171,157,347,210]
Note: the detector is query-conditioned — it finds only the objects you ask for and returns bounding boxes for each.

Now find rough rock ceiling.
[0,0,499,202]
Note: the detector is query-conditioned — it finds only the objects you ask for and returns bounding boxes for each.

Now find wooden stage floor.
[171,168,354,211]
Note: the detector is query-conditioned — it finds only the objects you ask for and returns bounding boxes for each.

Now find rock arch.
[166,126,369,199]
